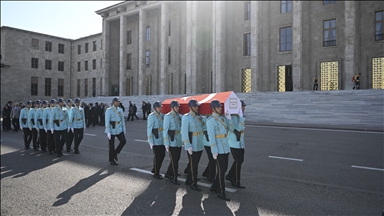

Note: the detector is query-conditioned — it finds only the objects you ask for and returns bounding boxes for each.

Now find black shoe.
[25,146,31,150]
[164,174,171,179]
[57,153,62,157]
[185,180,192,185]
[153,174,163,180]
[202,173,208,178]
[210,186,217,193]
[218,193,230,201]
[197,177,201,181]
[151,168,155,174]
[110,161,118,165]
[225,175,230,181]
[169,178,180,185]
[42,149,47,153]
[190,185,201,192]
[74,150,80,154]
[184,168,188,174]
[49,151,53,155]
[33,147,39,151]
[232,183,246,189]
[177,173,180,177]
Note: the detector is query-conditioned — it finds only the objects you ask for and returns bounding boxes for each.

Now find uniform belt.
[114,121,120,125]
[215,134,227,138]
[74,118,83,121]
[175,130,180,134]
[59,119,64,122]
[157,128,163,131]
[192,131,203,136]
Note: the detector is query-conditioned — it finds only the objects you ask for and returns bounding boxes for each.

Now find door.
[320,61,338,91]
[278,65,292,92]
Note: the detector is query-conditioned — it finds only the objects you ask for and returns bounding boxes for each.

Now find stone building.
[1,1,383,107]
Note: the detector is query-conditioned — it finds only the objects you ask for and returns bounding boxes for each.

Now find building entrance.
[320,61,338,91]
[372,57,384,89]
[278,65,293,92]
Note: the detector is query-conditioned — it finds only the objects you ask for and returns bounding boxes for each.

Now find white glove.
[107,133,111,140]
[124,130,126,134]
[71,128,74,133]
[165,145,169,152]
[51,128,54,134]
[20,127,23,131]
[149,143,154,149]
[213,153,218,160]
[225,112,231,120]
[67,127,70,132]
[187,147,193,155]
[44,129,47,133]
[84,125,86,131]
[29,127,32,131]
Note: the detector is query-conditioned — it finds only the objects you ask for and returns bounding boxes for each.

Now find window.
[126,53,131,69]
[93,41,97,51]
[375,11,384,41]
[32,38,39,49]
[31,77,38,96]
[77,62,81,72]
[85,43,89,53]
[145,50,150,67]
[146,26,151,41]
[323,19,336,47]
[45,78,51,96]
[243,33,251,56]
[58,79,64,97]
[168,47,171,65]
[281,0,292,14]
[280,27,292,51]
[45,41,52,52]
[78,45,81,54]
[85,61,88,71]
[127,30,132,44]
[324,0,336,5]
[45,60,52,70]
[31,58,38,69]
[101,39,103,50]
[100,58,103,69]
[58,61,64,71]
[92,59,96,70]
[169,20,171,36]
[77,79,80,97]
[58,43,64,54]
[84,79,88,97]
[244,2,251,21]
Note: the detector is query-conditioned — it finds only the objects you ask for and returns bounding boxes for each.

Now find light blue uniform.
[50,105,69,130]
[104,105,126,135]
[43,107,53,130]
[35,107,45,130]
[70,106,86,129]
[28,108,37,129]
[63,106,72,128]
[163,111,182,147]
[206,113,234,154]
[147,111,164,145]
[19,107,30,128]
[202,117,210,147]
[181,111,204,151]
[228,115,246,149]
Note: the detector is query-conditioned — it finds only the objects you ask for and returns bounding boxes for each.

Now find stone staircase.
[82,89,384,131]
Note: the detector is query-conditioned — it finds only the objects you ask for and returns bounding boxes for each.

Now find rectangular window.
[45,78,51,96]
[324,0,336,5]
[31,58,38,69]
[58,61,64,71]
[126,53,132,70]
[58,43,64,54]
[280,26,292,51]
[85,43,89,53]
[31,77,38,96]
[77,79,80,97]
[323,19,336,47]
[58,79,64,97]
[45,60,52,70]
[84,79,88,97]
[127,30,132,44]
[85,61,88,71]
[375,11,384,41]
[145,50,150,67]
[93,41,97,51]
[100,58,103,69]
[169,20,171,36]
[146,26,150,41]
[45,41,52,52]
[243,33,251,56]
[78,44,81,54]
[92,59,96,70]
[281,0,292,14]
[168,47,171,65]
[32,38,39,49]
[244,2,251,21]
[77,62,81,72]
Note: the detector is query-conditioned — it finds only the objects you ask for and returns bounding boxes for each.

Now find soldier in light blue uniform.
[20,100,32,149]
[36,100,47,152]
[226,100,246,189]
[28,100,40,150]
[147,101,165,179]
[50,98,69,157]
[163,100,182,185]
[181,99,205,191]
[105,97,126,165]
[70,98,86,154]
[43,99,56,154]
[206,100,234,201]
[65,99,74,152]
[202,115,216,183]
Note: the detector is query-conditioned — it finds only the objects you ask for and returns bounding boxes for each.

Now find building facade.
[1,1,383,107]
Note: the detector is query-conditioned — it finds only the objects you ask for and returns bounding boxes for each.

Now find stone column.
[138,9,146,95]
[160,2,168,95]
[102,19,110,96]
[119,15,127,96]
[251,1,259,92]
[186,1,197,94]
[292,1,302,91]
[344,1,356,90]
[212,2,226,92]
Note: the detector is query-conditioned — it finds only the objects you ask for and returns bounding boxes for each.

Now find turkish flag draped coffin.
[162,91,243,116]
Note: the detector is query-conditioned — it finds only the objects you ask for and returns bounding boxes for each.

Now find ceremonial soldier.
[226,100,246,189]
[70,98,86,154]
[20,100,32,150]
[28,100,40,150]
[163,100,182,185]
[65,99,74,152]
[50,98,69,157]
[182,99,205,191]
[202,114,216,183]
[105,97,126,165]
[147,101,165,179]
[36,100,47,152]
[43,99,56,154]
[206,100,234,201]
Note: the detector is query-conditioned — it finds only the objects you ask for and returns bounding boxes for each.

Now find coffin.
[162,91,243,116]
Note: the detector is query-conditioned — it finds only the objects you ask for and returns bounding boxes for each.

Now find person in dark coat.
[141,101,147,120]
[128,101,134,121]
[91,103,98,127]
[146,101,151,117]
[133,104,139,120]
[2,104,11,131]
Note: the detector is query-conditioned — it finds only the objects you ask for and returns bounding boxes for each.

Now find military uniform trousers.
[152,145,165,175]
[73,128,84,152]
[227,148,245,185]
[202,146,216,182]
[22,128,32,148]
[165,146,182,181]
[186,150,203,186]
[66,130,74,151]
[39,129,47,152]
[54,129,67,156]
[212,153,229,195]
[47,130,55,153]
[31,128,39,149]
[108,132,126,162]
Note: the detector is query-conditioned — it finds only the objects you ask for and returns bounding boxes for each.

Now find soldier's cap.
[26,100,32,105]
[170,100,180,108]
[240,100,246,107]
[67,99,72,103]
[57,98,64,103]
[210,100,222,109]
[50,99,57,104]
[74,98,81,103]
[112,97,119,103]
[42,100,48,105]
[35,100,41,104]
[188,99,199,107]
[153,101,162,109]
